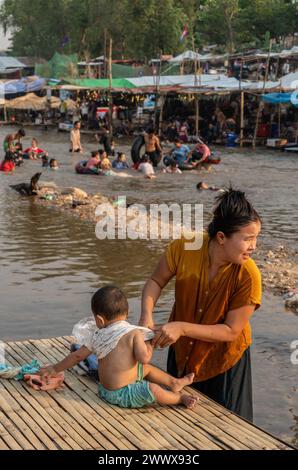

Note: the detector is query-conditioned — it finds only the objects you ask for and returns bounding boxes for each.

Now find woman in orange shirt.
[140,188,262,421]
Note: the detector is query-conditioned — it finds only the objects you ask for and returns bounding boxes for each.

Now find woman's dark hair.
[91,285,128,320]
[18,129,25,137]
[197,182,203,190]
[208,186,261,239]
[91,150,99,158]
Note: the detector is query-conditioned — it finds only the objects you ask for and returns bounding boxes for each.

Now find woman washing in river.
[140,188,262,421]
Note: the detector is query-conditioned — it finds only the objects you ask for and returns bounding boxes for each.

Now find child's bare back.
[99,330,142,390]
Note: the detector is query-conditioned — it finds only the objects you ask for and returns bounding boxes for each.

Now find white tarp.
[128,74,281,91]
[280,72,298,90]
[168,50,205,63]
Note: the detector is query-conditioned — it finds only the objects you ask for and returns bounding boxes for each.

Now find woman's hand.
[152,322,185,348]
[138,316,155,330]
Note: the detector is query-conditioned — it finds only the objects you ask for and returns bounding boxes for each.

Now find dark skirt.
[167,346,253,422]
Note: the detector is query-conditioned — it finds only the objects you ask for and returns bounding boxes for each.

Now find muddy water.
[0,126,297,445]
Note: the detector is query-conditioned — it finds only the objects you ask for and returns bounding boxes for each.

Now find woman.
[140,188,262,421]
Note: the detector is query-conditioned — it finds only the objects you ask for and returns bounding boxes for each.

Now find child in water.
[49,158,59,170]
[138,154,156,179]
[164,160,182,174]
[196,181,221,191]
[40,285,198,409]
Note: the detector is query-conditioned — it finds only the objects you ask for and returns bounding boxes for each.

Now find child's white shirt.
[72,318,154,359]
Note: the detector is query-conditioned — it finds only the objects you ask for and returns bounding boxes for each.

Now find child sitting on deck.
[40,285,197,409]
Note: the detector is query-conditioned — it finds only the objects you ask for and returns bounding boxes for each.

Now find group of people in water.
[0,124,215,195]
[0,129,60,173]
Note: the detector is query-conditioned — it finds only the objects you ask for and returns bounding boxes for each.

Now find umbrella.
[5,93,46,110]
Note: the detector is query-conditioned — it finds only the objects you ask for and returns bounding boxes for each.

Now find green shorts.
[98,363,156,409]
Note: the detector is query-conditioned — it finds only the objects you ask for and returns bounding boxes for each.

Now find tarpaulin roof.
[261,92,298,104]
[64,78,136,89]
[0,76,46,95]
[0,56,26,73]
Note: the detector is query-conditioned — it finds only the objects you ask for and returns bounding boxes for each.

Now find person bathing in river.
[49,158,59,170]
[112,152,129,170]
[40,285,198,409]
[70,121,83,153]
[190,139,211,167]
[144,128,162,168]
[86,150,101,173]
[138,154,156,179]
[23,138,47,160]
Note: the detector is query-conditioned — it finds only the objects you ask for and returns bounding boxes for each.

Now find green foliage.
[0,0,297,59]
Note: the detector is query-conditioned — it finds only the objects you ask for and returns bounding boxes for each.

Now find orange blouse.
[166,233,262,382]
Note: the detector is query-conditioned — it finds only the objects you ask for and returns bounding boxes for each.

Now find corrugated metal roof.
[0,56,26,70]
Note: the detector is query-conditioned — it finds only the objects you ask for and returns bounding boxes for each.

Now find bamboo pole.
[252,40,272,149]
[154,51,162,132]
[158,93,165,136]
[108,38,113,135]
[240,91,244,147]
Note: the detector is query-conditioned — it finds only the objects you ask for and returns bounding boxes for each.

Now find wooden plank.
[0,435,9,450]
[0,383,57,450]
[0,420,22,450]
[0,410,36,450]
[1,380,81,451]
[3,345,97,450]
[194,393,291,449]
[194,396,285,449]
[53,337,292,450]
[6,342,112,450]
[0,336,294,451]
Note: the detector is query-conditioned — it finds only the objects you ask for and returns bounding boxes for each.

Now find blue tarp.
[1,77,46,95]
[261,92,297,104]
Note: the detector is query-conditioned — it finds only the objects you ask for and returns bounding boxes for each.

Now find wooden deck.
[0,336,294,451]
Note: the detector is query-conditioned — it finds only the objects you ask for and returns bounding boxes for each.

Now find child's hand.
[39,365,58,383]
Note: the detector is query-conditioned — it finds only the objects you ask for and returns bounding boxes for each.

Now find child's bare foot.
[171,373,195,393]
[181,394,198,409]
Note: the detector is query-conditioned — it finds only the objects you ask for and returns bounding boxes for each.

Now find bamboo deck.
[0,336,294,451]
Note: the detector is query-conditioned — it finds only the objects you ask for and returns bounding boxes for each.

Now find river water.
[0,126,297,446]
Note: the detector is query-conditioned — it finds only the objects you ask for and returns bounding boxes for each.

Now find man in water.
[144,128,162,167]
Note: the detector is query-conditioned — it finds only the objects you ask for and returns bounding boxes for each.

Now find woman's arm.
[139,254,174,328]
[152,305,255,348]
